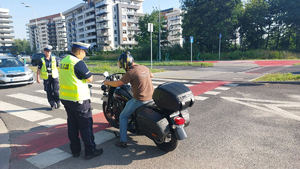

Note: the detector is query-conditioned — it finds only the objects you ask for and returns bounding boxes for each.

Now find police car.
[0,56,34,86]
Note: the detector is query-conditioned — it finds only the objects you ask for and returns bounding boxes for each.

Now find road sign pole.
[148,23,153,69]
[219,33,221,60]
[191,42,192,64]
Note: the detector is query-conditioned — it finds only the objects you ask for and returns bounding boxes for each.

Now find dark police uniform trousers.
[61,99,96,155]
[43,75,59,107]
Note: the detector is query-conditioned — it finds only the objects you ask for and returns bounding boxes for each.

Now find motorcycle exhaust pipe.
[175,125,187,140]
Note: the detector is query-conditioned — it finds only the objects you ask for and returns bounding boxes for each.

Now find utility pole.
[219,33,221,60]
[148,23,153,69]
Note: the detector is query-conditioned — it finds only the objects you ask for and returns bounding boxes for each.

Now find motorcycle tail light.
[174,117,185,125]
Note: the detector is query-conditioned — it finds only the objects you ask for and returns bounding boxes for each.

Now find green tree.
[180,0,243,53]
[239,0,269,50]
[11,38,31,54]
[133,9,169,60]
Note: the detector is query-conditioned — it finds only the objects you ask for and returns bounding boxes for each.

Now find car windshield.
[0,58,24,68]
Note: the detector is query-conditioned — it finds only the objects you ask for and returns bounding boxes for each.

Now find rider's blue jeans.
[119,98,152,143]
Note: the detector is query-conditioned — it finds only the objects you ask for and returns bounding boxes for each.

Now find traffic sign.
[190,36,193,43]
[220,33,222,38]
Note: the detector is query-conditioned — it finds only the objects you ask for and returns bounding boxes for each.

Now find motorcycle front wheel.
[102,99,122,128]
[154,132,179,152]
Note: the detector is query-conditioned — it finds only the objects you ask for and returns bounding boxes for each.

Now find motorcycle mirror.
[103,71,109,77]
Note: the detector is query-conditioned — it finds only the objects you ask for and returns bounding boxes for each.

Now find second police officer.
[36,45,61,110]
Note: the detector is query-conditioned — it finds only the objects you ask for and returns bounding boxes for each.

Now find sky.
[0,0,181,40]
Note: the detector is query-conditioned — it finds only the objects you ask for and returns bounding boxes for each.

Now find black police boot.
[84,148,103,160]
[56,102,61,109]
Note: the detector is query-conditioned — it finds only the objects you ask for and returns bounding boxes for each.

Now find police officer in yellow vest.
[37,45,60,110]
[59,42,103,160]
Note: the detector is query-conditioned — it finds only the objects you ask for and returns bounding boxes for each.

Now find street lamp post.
[21,2,41,53]
[158,0,161,61]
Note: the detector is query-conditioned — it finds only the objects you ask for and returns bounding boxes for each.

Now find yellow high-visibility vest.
[40,57,58,80]
[59,55,90,101]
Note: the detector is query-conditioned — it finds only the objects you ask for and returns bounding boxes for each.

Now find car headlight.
[0,73,5,77]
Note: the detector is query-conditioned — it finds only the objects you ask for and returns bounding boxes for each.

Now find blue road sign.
[220,33,222,38]
[190,36,193,43]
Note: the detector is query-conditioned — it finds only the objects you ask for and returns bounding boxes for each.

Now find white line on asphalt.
[152,78,190,82]
[94,129,116,145]
[221,97,300,121]
[9,93,102,114]
[38,118,67,128]
[26,148,72,169]
[0,101,52,122]
[194,96,209,101]
[203,91,220,95]
[215,87,230,90]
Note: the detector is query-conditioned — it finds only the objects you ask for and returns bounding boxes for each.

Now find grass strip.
[254,73,300,81]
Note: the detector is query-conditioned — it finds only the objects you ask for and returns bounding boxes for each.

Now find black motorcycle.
[101,72,195,152]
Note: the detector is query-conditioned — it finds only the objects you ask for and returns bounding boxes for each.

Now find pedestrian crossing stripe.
[8,93,102,114]
[38,118,67,128]
[0,101,52,122]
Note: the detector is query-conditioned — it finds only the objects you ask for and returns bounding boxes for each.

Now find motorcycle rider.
[104,51,154,148]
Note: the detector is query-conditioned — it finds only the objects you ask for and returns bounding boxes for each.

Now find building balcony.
[98,40,111,45]
[169,21,182,26]
[0,14,12,18]
[170,27,181,31]
[0,35,14,39]
[127,26,140,31]
[169,16,182,21]
[135,13,145,17]
[0,30,14,33]
[127,11,135,16]
[96,9,109,16]
[95,0,109,8]
[97,17,109,23]
[0,20,13,23]
[0,40,14,44]
[122,41,138,45]
[97,32,110,37]
[97,25,110,30]
[85,14,95,21]
[127,19,139,23]
[0,25,13,28]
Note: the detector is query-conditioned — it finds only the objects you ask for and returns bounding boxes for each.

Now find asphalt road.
[1,63,300,168]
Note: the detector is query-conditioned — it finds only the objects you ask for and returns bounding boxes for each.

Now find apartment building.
[0,8,15,55]
[26,13,67,53]
[94,0,144,50]
[161,8,184,47]
[63,2,97,51]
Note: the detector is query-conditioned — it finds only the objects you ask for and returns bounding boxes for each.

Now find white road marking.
[194,96,209,101]
[94,129,116,145]
[152,78,190,82]
[38,118,67,128]
[8,93,65,110]
[221,97,300,121]
[26,148,71,169]
[203,91,220,95]
[215,87,230,90]
[224,83,239,87]
[0,101,51,122]
[35,90,102,104]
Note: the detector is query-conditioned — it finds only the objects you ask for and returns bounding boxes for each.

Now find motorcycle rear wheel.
[102,100,121,128]
[154,132,179,152]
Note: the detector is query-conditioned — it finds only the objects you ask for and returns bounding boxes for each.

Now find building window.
[123,30,127,34]
[115,37,117,41]
[114,15,117,19]
[113,7,116,11]
[122,23,126,26]
[114,22,117,27]
[114,30,117,34]
[122,15,126,19]
[123,37,127,41]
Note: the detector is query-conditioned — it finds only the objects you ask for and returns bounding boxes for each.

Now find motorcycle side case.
[153,82,195,112]
[113,84,133,102]
[137,107,170,140]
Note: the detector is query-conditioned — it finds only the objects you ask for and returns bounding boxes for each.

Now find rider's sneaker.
[115,141,127,148]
